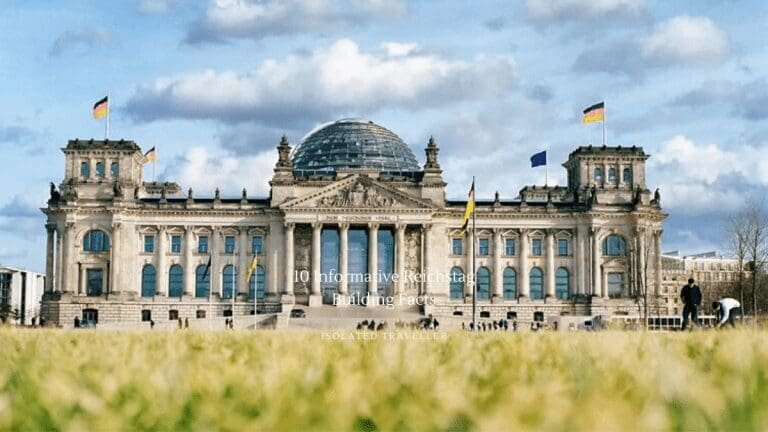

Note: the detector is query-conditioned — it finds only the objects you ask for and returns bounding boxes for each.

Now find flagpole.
[471,176,477,332]
[602,99,606,146]
[105,91,110,141]
[232,259,236,326]
[545,148,549,187]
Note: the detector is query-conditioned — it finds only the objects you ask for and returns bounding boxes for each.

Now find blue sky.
[2,0,767,272]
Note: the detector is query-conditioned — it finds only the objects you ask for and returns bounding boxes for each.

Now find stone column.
[591,228,602,297]
[492,229,503,300]
[211,227,221,297]
[637,228,646,299]
[79,264,86,295]
[238,227,249,298]
[367,223,379,306]
[309,222,322,307]
[105,222,123,294]
[465,228,474,298]
[395,223,406,295]
[654,230,663,296]
[545,229,555,298]
[183,226,194,296]
[45,224,55,293]
[156,226,167,296]
[576,225,587,295]
[423,224,433,296]
[61,222,74,293]
[338,223,349,300]
[282,222,295,303]
[55,228,63,292]
[519,229,529,297]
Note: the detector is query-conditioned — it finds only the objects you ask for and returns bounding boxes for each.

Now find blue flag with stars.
[530,150,546,167]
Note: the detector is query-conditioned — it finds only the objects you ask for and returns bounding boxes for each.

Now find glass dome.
[291,119,421,174]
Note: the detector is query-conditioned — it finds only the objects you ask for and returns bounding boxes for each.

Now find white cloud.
[49,29,112,57]
[653,135,739,184]
[186,0,407,43]
[526,0,645,22]
[126,38,517,124]
[641,16,729,66]
[381,42,418,57]
[137,0,184,14]
[165,147,277,197]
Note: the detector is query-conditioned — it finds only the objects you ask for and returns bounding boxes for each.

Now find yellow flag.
[460,181,475,236]
[245,254,258,282]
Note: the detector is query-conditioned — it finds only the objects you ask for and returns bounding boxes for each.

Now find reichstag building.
[41,119,666,327]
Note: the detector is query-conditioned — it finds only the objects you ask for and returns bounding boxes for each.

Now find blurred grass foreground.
[2,329,768,431]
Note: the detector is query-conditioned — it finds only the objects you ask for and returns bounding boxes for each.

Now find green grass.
[1,328,768,431]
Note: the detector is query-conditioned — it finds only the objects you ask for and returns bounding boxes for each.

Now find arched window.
[556,267,569,299]
[503,267,517,300]
[594,167,603,182]
[110,162,119,178]
[530,268,543,300]
[608,168,617,183]
[168,265,183,298]
[623,168,632,183]
[195,265,210,298]
[83,230,110,252]
[80,161,90,178]
[476,267,490,300]
[141,265,156,297]
[222,265,236,299]
[95,161,105,178]
[248,265,266,300]
[602,235,627,256]
[449,267,464,300]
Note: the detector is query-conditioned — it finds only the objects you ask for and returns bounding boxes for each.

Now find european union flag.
[530,150,546,167]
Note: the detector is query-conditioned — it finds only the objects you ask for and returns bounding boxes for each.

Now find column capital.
[111,222,122,230]
[311,221,323,231]
[368,222,380,231]
[590,226,601,236]
[65,221,76,230]
[492,228,502,237]
[518,228,528,236]
[421,223,432,232]
[284,222,296,231]
[396,222,407,231]
[46,223,57,232]
[338,222,350,231]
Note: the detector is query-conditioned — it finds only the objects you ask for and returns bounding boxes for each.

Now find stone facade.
[0,265,45,325]
[41,121,667,328]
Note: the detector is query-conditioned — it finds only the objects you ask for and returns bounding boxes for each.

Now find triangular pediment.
[280,175,435,210]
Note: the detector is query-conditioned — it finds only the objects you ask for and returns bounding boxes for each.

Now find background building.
[660,251,747,315]
[41,119,666,328]
[0,265,45,325]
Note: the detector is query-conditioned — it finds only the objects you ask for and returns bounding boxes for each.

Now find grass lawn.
[1,328,767,431]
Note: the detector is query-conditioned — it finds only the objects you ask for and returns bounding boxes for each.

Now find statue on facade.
[134,187,140,200]
[188,188,194,200]
[590,185,598,205]
[113,181,123,198]
[242,188,248,201]
[276,135,292,168]
[48,182,61,203]
[652,188,661,205]
[494,191,500,206]
[633,188,642,205]
[160,185,167,201]
[214,188,221,201]
[424,136,441,170]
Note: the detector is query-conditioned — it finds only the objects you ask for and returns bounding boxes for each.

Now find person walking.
[680,278,702,330]
[712,297,741,328]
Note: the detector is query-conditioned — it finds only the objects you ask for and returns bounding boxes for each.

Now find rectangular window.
[171,235,181,254]
[141,310,151,322]
[86,269,103,296]
[478,238,490,256]
[558,239,568,256]
[224,236,236,254]
[169,310,179,320]
[198,236,209,253]
[0,273,11,310]
[110,162,119,178]
[452,238,463,255]
[196,310,206,319]
[531,239,542,256]
[505,238,516,256]
[144,235,155,253]
[607,273,624,298]
[252,236,263,254]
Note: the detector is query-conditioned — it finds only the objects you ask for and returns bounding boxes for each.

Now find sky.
[1,0,767,272]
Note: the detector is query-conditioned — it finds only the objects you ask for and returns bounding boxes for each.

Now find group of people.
[355,319,388,331]
[463,319,514,332]
[680,278,742,330]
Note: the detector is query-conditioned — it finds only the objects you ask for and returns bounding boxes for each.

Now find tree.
[634,227,661,330]
[724,198,767,321]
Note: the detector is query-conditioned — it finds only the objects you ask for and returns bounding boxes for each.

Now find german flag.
[93,96,109,120]
[144,146,156,162]
[459,181,475,236]
[583,101,604,123]
[245,254,258,283]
